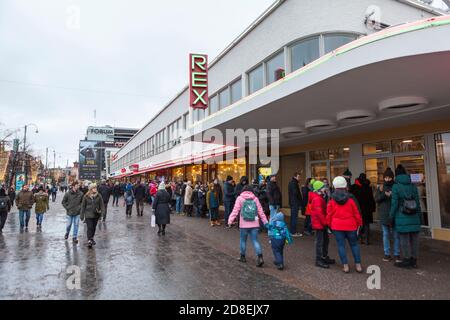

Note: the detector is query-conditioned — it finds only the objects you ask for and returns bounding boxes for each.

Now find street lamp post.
[22,123,39,185]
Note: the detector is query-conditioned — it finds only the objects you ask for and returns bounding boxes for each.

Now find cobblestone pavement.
[0,194,314,300]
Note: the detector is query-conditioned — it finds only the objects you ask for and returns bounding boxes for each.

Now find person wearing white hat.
[152,182,171,236]
[80,183,105,248]
[326,176,363,273]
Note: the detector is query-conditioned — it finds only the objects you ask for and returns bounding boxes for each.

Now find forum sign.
[189,54,208,110]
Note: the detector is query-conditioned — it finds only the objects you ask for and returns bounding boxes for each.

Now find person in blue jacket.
[266,212,293,271]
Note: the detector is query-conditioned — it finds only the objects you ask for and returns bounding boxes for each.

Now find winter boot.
[322,256,336,265]
[410,258,418,269]
[256,255,264,268]
[64,233,69,240]
[238,255,246,263]
[395,258,412,269]
[315,260,330,269]
[73,238,79,244]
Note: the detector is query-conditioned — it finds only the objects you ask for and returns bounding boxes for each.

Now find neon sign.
[189,54,208,109]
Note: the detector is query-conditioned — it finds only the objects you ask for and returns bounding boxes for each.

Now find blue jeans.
[269,205,280,219]
[224,201,233,225]
[271,238,285,265]
[333,230,361,265]
[36,213,44,225]
[240,228,262,257]
[19,210,31,228]
[176,196,182,213]
[382,224,400,257]
[209,208,219,221]
[290,205,299,234]
[66,215,80,238]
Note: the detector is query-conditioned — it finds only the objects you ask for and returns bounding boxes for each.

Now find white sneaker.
[292,233,303,238]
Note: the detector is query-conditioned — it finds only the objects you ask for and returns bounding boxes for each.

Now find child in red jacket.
[310,181,336,269]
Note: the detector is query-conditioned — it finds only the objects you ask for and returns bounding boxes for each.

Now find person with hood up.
[234,176,249,198]
[390,165,422,269]
[267,212,293,270]
[33,186,49,230]
[228,185,268,267]
[310,181,335,269]
[152,182,171,236]
[327,176,363,273]
[80,183,105,248]
[350,173,376,245]
[375,168,401,263]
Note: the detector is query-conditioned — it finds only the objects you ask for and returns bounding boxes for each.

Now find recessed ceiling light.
[402,140,413,144]
[305,120,337,131]
[337,110,376,123]
[343,148,350,151]
[379,97,428,113]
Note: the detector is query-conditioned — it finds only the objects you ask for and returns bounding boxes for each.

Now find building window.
[435,133,450,229]
[324,34,357,54]
[392,136,425,153]
[311,162,328,180]
[310,149,328,161]
[363,141,391,156]
[291,37,320,71]
[266,51,285,84]
[248,64,264,94]
[219,87,230,109]
[230,79,242,104]
[209,95,219,115]
[183,113,189,130]
[310,147,350,181]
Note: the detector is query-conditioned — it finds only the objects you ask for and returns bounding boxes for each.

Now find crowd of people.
[0,163,423,272]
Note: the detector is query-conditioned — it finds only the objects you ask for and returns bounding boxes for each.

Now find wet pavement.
[0,194,314,300]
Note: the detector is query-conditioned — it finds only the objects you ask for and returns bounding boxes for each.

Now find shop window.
[219,87,230,109]
[186,165,203,183]
[310,149,328,161]
[266,51,285,85]
[324,34,357,54]
[291,37,320,72]
[435,133,450,228]
[329,147,350,160]
[171,167,185,182]
[311,162,327,181]
[217,158,247,184]
[330,161,349,181]
[363,141,391,156]
[365,158,389,185]
[230,79,242,104]
[248,65,264,94]
[392,136,425,153]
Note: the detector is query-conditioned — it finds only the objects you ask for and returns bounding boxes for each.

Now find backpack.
[240,199,258,221]
[126,192,134,205]
[400,185,418,216]
[0,197,8,212]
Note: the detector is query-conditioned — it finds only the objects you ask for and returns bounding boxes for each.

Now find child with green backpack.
[228,185,269,267]
[267,212,293,270]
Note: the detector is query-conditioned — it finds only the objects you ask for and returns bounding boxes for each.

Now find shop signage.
[130,164,139,173]
[189,54,209,109]
[86,126,115,142]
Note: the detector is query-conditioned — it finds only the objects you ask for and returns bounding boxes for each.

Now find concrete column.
[349,144,364,182]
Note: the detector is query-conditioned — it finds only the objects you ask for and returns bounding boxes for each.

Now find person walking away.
[16,185,35,231]
[223,176,236,228]
[192,184,200,217]
[350,173,376,245]
[234,176,249,198]
[51,185,57,202]
[0,188,11,234]
[112,182,121,207]
[267,212,293,270]
[228,185,268,267]
[267,175,282,219]
[301,178,313,236]
[150,182,158,205]
[152,182,171,236]
[184,181,194,217]
[174,180,183,214]
[62,182,84,244]
[8,187,16,212]
[34,187,49,231]
[207,183,221,226]
[310,181,335,269]
[327,176,363,273]
[288,173,303,237]
[181,180,187,214]
[124,186,135,217]
[390,165,422,269]
[375,168,401,263]
[198,184,207,218]
[80,184,105,248]
[134,181,146,217]
[98,180,112,222]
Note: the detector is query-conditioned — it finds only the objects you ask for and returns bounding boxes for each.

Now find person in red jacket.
[327,176,363,274]
[310,181,336,269]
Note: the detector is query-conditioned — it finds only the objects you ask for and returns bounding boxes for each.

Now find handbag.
[151,214,156,228]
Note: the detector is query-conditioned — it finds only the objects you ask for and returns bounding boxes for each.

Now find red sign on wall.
[189,54,208,109]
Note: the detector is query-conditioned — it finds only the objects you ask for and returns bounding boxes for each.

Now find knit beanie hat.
[343,169,352,177]
[313,181,325,192]
[333,176,348,189]
[383,168,395,179]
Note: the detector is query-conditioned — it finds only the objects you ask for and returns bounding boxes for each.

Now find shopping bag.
[151,214,156,228]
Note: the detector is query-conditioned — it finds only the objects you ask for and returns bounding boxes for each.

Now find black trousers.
[315,229,329,262]
[0,212,7,231]
[136,199,144,215]
[103,202,109,220]
[113,195,119,206]
[126,205,133,216]
[86,218,99,241]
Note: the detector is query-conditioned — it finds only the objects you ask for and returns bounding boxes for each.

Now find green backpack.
[241,199,258,221]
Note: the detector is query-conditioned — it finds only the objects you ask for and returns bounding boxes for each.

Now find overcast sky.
[0,0,274,167]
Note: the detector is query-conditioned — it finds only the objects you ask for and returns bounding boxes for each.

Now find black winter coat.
[134,184,147,201]
[152,190,171,225]
[350,179,376,224]
[98,184,112,203]
[266,181,282,206]
[288,178,302,208]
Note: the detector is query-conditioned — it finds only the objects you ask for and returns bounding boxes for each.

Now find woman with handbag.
[389,165,422,269]
[80,183,105,248]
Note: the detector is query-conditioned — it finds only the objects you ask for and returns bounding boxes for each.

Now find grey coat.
[80,193,105,220]
[62,190,84,216]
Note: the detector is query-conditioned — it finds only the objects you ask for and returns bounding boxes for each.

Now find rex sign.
[189,54,208,109]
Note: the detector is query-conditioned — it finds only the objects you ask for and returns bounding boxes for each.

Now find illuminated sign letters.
[189,54,208,109]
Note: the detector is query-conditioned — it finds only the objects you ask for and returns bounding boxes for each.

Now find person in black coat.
[112,182,121,207]
[134,182,147,217]
[152,183,171,236]
[350,173,376,245]
[266,175,282,219]
[223,176,236,227]
[288,173,303,236]
[8,187,16,209]
[234,176,249,198]
[97,181,112,222]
